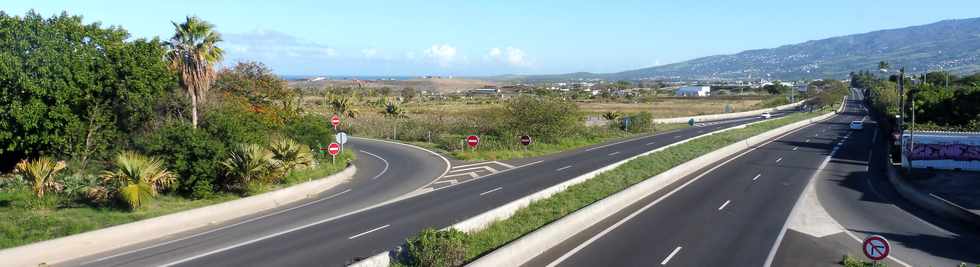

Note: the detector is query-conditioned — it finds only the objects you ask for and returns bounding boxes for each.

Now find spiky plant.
[14,157,66,198]
[601,111,621,121]
[267,137,314,179]
[100,151,176,209]
[222,143,275,189]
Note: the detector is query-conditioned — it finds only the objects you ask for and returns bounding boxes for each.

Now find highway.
[529,92,866,266]
[66,109,793,266]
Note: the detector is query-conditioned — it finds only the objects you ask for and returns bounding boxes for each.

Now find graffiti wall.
[902,131,980,171]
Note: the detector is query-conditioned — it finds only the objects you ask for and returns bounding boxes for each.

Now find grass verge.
[0,150,354,249]
[397,110,830,266]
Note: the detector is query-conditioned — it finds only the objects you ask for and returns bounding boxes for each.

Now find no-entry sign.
[862,235,890,261]
[520,135,532,146]
[466,135,480,148]
[327,143,341,156]
[331,115,341,128]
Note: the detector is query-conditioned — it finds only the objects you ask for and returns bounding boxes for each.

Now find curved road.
[65,110,792,267]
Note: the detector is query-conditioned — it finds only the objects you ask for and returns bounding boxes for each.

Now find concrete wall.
[0,166,356,267]
[901,131,980,171]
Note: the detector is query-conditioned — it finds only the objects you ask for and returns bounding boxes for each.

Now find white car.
[849,121,864,130]
[760,112,772,119]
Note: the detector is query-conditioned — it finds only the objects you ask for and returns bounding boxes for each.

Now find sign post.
[330,114,341,131]
[520,135,532,151]
[327,142,341,164]
[862,235,890,266]
[466,135,480,150]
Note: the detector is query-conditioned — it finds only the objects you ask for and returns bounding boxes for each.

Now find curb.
[0,165,357,267]
[884,164,980,227]
[467,111,837,267]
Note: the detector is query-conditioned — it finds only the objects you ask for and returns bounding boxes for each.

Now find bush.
[406,228,468,267]
[618,112,653,133]
[0,187,61,210]
[202,103,275,148]
[284,114,336,148]
[136,122,226,198]
[502,96,581,143]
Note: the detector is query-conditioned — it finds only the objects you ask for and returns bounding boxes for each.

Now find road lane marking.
[479,187,503,196]
[360,150,390,180]
[753,174,761,181]
[608,151,620,156]
[718,200,731,211]
[84,188,352,265]
[674,135,682,139]
[805,139,811,143]
[661,246,682,265]
[556,165,573,171]
[546,121,822,267]
[348,224,390,240]
[776,157,783,163]
[584,135,651,151]
[646,142,656,146]
[698,130,704,133]
[442,172,478,179]
[447,166,499,174]
[792,146,799,151]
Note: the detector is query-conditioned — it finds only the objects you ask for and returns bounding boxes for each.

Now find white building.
[676,86,711,97]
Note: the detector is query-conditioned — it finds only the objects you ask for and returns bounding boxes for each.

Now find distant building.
[470,88,500,95]
[676,86,711,97]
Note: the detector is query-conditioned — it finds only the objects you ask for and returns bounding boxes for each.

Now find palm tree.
[166,16,224,128]
[878,61,890,73]
[15,157,66,198]
[222,143,275,188]
[100,152,176,209]
[267,137,314,178]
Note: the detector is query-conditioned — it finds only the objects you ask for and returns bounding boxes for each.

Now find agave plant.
[267,137,314,177]
[14,157,67,198]
[601,111,621,121]
[222,143,275,188]
[100,151,176,209]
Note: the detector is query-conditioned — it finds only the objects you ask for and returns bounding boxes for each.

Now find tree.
[878,61,890,72]
[166,16,224,128]
[14,157,67,198]
[100,151,176,209]
[0,11,175,167]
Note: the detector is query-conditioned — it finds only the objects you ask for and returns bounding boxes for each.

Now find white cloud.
[324,48,337,57]
[361,48,378,58]
[405,51,417,60]
[424,44,457,66]
[223,29,336,61]
[487,46,530,67]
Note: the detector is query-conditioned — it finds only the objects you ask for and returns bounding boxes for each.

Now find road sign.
[335,132,348,145]
[331,115,341,128]
[466,135,480,148]
[862,235,890,261]
[520,135,532,146]
[327,143,341,156]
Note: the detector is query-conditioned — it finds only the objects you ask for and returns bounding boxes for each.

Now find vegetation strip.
[395,109,832,266]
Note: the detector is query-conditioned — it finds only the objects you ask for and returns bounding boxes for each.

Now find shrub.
[202,103,275,148]
[100,151,176,210]
[283,114,336,148]
[618,112,653,133]
[221,143,275,192]
[406,228,469,267]
[136,122,226,198]
[267,137,314,179]
[60,173,102,205]
[502,96,580,143]
[14,157,66,198]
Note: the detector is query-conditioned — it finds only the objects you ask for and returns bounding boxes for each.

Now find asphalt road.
[67,110,792,267]
[529,96,862,266]
[774,88,980,266]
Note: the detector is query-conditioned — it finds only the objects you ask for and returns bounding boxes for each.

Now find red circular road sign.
[520,135,532,146]
[862,235,890,261]
[327,143,341,156]
[331,115,341,127]
[466,135,480,148]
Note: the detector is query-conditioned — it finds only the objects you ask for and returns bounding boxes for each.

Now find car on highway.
[761,112,772,119]
[850,121,864,130]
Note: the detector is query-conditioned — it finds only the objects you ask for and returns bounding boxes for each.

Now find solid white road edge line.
[359,150,390,180]
[545,122,815,267]
[480,187,503,196]
[83,188,352,265]
[661,246,682,265]
[348,225,391,240]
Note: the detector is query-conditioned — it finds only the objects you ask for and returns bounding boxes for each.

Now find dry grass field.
[577,98,765,117]
[290,78,497,94]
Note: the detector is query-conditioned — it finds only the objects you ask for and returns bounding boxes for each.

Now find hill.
[515,17,980,81]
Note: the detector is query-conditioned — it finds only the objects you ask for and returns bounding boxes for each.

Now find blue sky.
[4,0,980,76]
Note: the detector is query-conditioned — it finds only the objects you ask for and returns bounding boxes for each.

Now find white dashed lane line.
[608,152,620,156]
[752,174,761,181]
[556,165,572,171]
[661,246,682,265]
[718,200,731,211]
[479,187,502,196]
[348,224,390,240]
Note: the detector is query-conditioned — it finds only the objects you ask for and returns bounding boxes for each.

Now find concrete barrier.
[467,111,837,267]
[0,165,356,267]
[885,164,980,227]
[653,99,807,124]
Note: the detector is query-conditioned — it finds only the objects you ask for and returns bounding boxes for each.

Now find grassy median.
[399,110,831,266]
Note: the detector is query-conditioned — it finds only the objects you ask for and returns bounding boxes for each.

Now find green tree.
[100,151,176,209]
[503,96,581,143]
[0,11,174,166]
[166,16,224,128]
